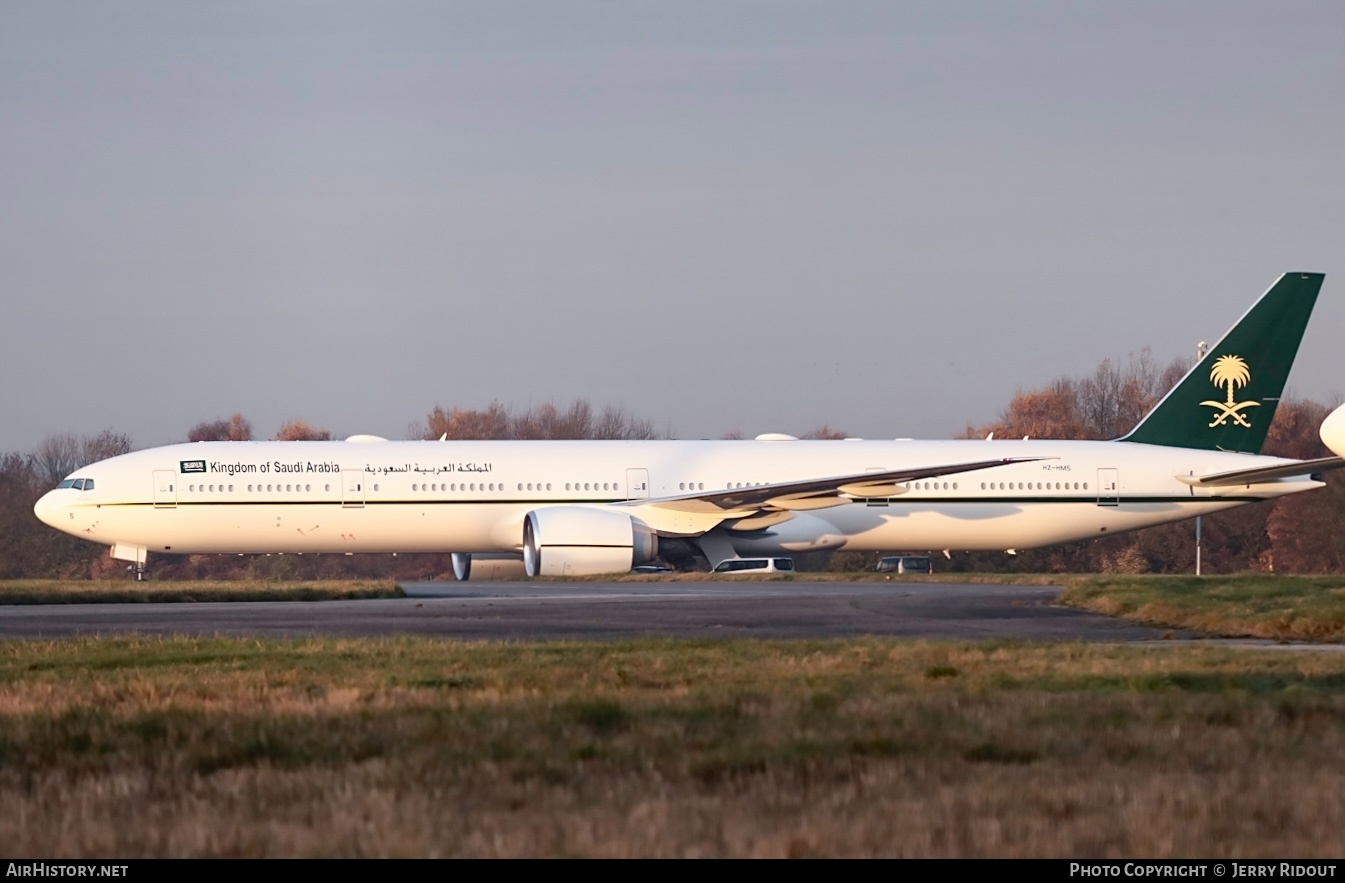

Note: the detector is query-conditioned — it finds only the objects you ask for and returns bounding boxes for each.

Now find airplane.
[34,272,1344,579]
[1321,403,1345,460]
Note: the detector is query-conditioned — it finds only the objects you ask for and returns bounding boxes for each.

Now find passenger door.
[153,470,177,508]
[1096,468,1119,507]
[626,468,650,500]
[342,470,365,508]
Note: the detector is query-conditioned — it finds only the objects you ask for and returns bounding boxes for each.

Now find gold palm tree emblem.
[1201,355,1259,427]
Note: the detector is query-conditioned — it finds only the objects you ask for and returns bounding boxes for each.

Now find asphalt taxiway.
[0,580,1196,642]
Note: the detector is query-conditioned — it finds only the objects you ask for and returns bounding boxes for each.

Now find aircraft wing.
[620,457,1047,516]
[1176,456,1345,488]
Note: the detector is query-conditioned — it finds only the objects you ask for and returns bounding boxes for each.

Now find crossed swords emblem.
[1201,398,1259,427]
[1200,354,1259,428]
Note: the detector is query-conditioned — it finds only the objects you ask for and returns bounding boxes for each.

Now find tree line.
[2,374,1342,579]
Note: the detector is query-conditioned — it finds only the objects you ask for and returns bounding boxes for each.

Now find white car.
[711,557,795,574]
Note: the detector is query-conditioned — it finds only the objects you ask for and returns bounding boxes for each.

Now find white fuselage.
[33,436,1321,563]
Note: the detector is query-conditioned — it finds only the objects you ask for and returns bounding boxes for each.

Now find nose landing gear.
[110,543,149,581]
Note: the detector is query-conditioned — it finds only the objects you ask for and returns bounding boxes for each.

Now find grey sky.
[2,1,1342,452]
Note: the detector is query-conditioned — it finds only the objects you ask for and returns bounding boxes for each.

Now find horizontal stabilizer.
[1176,457,1345,487]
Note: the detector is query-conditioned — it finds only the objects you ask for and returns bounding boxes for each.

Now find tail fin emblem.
[1200,355,1259,428]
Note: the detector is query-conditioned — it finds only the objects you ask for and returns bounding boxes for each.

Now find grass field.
[2,636,1345,857]
[1056,574,1345,643]
[0,579,403,605]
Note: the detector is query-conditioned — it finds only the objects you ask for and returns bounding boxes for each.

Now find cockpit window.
[57,479,77,489]
[73,479,84,490]
[82,479,94,491]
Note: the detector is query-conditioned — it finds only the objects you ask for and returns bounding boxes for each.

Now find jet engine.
[451,553,527,581]
[522,507,659,577]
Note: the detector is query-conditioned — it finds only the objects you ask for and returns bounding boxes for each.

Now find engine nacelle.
[523,507,659,577]
[452,553,527,581]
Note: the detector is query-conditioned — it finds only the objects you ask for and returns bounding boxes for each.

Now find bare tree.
[32,434,81,487]
[85,429,132,462]
[593,403,657,440]
[561,400,596,438]
[188,414,252,442]
[419,399,661,440]
[274,419,332,441]
[32,430,132,486]
[422,402,511,440]
[965,349,1187,441]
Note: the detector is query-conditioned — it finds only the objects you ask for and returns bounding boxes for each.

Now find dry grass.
[1058,574,1345,642]
[2,637,1345,856]
[0,579,403,605]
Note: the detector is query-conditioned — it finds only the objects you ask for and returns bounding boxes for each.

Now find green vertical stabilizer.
[1121,272,1324,453]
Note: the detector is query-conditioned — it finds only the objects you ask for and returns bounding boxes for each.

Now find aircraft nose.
[33,490,63,529]
[1322,403,1345,460]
